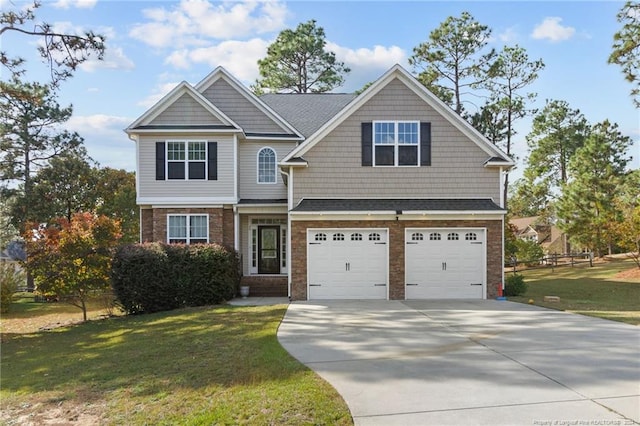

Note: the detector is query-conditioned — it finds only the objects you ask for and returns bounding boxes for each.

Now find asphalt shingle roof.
[260,93,357,137]
[291,198,505,212]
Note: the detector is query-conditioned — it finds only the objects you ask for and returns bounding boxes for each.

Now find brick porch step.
[239,276,288,297]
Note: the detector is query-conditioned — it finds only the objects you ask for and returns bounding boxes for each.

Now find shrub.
[111,243,239,314]
[0,262,25,313]
[504,273,528,297]
[514,239,544,266]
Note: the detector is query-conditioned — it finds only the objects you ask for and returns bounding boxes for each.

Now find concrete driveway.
[277,300,640,425]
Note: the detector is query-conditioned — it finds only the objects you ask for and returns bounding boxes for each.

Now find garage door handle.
[406,242,418,244]
[374,284,386,287]
[309,242,321,245]
[470,283,482,286]
[470,242,483,245]
[406,283,418,286]
[375,242,386,245]
[309,284,321,287]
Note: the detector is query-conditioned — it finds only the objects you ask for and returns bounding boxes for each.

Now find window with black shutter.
[361,121,431,167]
[156,141,217,180]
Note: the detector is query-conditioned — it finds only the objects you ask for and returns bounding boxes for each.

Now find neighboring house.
[510,216,567,254]
[126,65,514,301]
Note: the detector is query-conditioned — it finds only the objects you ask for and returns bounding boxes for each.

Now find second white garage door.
[308,229,388,299]
[405,228,486,299]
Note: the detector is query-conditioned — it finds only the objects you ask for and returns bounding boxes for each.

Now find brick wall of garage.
[291,219,503,301]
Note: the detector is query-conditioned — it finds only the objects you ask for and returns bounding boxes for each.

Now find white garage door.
[405,228,485,299]
[308,229,388,299]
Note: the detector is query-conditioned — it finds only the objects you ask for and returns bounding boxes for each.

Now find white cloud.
[80,46,135,72]
[497,27,519,43]
[129,0,288,49]
[166,38,270,82]
[64,115,135,170]
[137,82,182,109]
[328,43,405,69]
[52,0,97,9]
[326,43,407,92]
[531,17,575,43]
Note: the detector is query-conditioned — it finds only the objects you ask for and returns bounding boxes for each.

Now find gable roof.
[260,93,356,137]
[281,64,515,167]
[126,82,240,133]
[195,67,304,140]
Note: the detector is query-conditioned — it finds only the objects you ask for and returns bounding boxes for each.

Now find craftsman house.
[125,64,514,300]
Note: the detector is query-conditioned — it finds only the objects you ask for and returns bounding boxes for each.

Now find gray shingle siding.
[291,198,505,212]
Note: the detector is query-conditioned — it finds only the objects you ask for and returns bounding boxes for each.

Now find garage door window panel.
[369,233,380,241]
[448,233,459,241]
[430,233,441,241]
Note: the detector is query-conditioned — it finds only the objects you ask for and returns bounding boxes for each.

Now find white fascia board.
[195,67,304,140]
[126,82,242,132]
[401,210,506,216]
[137,197,238,206]
[128,128,244,135]
[245,135,304,142]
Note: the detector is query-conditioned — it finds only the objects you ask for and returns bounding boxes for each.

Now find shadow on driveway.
[278,300,640,426]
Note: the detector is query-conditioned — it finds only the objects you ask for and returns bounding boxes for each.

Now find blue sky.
[2,0,638,180]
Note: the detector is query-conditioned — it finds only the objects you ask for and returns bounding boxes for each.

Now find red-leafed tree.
[25,212,121,321]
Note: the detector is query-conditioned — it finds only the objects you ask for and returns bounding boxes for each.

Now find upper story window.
[258,147,277,184]
[156,141,217,181]
[167,141,206,180]
[168,214,208,244]
[374,121,419,166]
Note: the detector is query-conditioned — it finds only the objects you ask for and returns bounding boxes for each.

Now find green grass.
[509,258,640,325]
[0,304,352,425]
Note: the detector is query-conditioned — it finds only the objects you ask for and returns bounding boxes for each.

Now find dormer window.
[258,147,277,184]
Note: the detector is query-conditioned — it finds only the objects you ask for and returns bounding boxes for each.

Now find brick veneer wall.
[291,219,503,301]
[139,207,234,248]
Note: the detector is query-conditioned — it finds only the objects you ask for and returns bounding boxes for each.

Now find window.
[166,141,207,180]
[351,233,363,241]
[314,233,327,241]
[258,147,277,184]
[465,232,477,241]
[168,215,208,244]
[374,121,419,166]
[369,233,381,241]
[333,233,345,241]
[429,233,441,241]
[447,233,459,241]
[411,232,424,241]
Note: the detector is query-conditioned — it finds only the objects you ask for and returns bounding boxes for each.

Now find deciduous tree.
[25,212,121,321]
[253,20,350,94]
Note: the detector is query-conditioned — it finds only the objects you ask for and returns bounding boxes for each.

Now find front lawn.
[0,304,352,425]
[509,258,640,325]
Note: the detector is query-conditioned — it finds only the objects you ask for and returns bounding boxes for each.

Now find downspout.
[500,167,506,297]
[233,205,239,252]
[280,166,293,300]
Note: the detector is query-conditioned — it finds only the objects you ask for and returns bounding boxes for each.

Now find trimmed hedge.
[111,243,239,314]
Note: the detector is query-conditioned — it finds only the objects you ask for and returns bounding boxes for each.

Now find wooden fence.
[506,252,594,273]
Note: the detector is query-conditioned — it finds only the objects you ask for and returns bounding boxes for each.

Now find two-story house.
[126,65,514,301]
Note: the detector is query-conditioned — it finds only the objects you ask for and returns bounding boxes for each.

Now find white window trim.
[166,140,208,181]
[372,120,420,167]
[257,146,277,184]
[167,214,209,244]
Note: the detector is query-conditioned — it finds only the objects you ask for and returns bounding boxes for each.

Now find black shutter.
[208,142,217,180]
[361,122,372,166]
[156,142,165,180]
[420,122,431,166]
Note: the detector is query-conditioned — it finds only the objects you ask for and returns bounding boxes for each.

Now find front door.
[258,226,280,274]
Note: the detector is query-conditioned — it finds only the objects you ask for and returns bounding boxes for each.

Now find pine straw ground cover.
[0,302,352,425]
[509,258,640,325]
